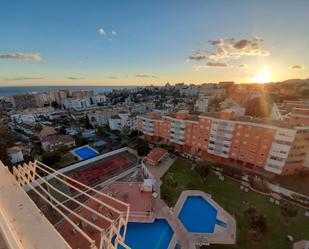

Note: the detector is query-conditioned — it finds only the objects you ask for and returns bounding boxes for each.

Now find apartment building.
[63,97,92,110]
[137,110,309,175]
[11,93,37,109]
[194,97,210,112]
[109,111,139,131]
[219,98,246,116]
[271,100,309,121]
[87,102,155,127]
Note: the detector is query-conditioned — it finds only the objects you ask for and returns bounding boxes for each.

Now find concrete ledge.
[0,163,71,249]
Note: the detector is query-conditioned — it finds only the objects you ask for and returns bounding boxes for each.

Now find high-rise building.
[11,93,37,109]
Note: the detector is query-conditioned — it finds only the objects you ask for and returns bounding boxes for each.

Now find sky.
[0,0,309,86]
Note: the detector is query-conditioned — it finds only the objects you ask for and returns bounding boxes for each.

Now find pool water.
[74,146,99,160]
[178,196,226,233]
[118,219,173,249]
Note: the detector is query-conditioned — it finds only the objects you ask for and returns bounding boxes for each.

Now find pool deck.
[52,153,236,249]
[142,157,237,249]
[173,190,236,246]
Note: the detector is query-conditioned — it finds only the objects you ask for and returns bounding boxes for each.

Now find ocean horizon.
[0,85,142,97]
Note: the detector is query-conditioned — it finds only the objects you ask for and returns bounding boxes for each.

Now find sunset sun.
[251,70,272,84]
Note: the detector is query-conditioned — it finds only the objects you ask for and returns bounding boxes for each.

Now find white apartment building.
[194,97,210,112]
[179,86,199,97]
[108,115,122,130]
[87,103,155,127]
[108,111,139,131]
[91,95,110,106]
[7,147,24,164]
[63,98,92,110]
[11,114,36,123]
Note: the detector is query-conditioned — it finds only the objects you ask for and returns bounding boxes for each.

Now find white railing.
[23,147,128,192]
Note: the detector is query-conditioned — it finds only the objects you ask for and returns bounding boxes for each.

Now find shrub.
[281,204,298,218]
[245,207,268,234]
[195,163,210,179]
[165,172,177,187]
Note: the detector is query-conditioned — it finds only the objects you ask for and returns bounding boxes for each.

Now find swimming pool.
[178,196,226,233]
[118,219,173,249]
[72,146,99,160]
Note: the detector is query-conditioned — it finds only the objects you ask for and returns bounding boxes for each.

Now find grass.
[161,159,309,249]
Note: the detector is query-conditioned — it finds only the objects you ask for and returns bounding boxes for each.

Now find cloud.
[209,39,224,46]
[188,51,207,61]
[135,74,158,79]
[98,27,106,35]
[236,64,248,69]
[2,77,44,81]
[206,62,228,67]
[0,53,42,61]
[111,30,117,36]
[67,77,84,80]
[289,64,305,70]
[193,62,229,71]
[189,37,269,63]
[107,76,119,79]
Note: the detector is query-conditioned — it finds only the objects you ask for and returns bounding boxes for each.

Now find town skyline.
[1,0,309,86]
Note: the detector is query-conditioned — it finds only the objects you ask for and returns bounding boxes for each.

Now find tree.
[0,124,16,147]
[0,145,10,165]
[160,144,175,154]
[121,125,130,140]
[195,159,213,179]
[281,203,298,218]
[245,207,268,236]
[129,130,139,138]
[74,134,88,147]
[165,172,177,187]
[41,150,61,166]
[97,124,110,135]
[85,115,93,129]
[34,123,43,132]
[136,143,150,156]
[51,101,59,109]
[195,163,210,179]
[135,139,150,156]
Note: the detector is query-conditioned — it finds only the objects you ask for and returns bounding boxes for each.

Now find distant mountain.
[279,78,309,84]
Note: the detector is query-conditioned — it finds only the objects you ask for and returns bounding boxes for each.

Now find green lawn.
[161,159,309,249]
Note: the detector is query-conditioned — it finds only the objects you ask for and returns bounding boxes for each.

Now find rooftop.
[146,147,168,164]
[200,112,293,129]
[41,134,75,144]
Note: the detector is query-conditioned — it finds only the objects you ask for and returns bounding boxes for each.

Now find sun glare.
[251,70,272,84]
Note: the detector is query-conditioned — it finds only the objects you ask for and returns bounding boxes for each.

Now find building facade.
[194,97,210,112]
[137,111,309,175]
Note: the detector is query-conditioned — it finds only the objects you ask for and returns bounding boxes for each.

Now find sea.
[0,85,140,97]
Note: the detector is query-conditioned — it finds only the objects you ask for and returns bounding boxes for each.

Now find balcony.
[0,160,131,249]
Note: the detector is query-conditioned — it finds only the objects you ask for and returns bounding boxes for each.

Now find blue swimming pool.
[178,196,226,233]
[118,219,173,249]
[73,146,99,160]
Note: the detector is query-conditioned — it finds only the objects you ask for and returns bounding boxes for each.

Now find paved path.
[144,157,194,248]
